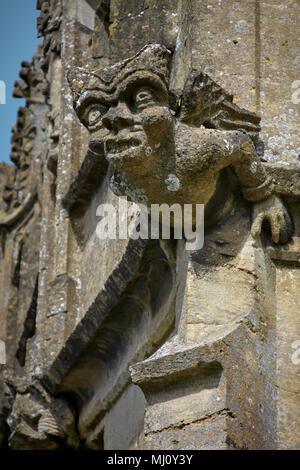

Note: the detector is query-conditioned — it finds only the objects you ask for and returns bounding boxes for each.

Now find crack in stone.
[145,408,236,435]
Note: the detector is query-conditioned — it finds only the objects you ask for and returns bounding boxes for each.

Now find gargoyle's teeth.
[106,138,141,154]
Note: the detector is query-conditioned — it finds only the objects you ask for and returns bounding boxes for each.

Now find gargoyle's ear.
[178,71,231,126]
[67,67,90,108]
[179,70,261,149]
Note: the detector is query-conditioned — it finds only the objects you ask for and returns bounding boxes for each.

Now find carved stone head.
[69,44,261,208]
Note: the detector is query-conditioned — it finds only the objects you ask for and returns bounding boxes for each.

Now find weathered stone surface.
[144,414,229,450]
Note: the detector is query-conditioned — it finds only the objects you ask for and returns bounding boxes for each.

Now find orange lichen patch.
[72,80,84,89]
[241,141,253,154]
[109,19,118,36]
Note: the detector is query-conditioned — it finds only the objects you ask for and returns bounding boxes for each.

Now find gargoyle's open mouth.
[105,137,142,156]
[104,138,142,160]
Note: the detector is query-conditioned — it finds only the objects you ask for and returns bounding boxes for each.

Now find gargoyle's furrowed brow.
[75,89,117,121]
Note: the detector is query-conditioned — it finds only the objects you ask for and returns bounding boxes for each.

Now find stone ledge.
[129,325,237,387]
[267,237,300,265]
[263,162,300,198]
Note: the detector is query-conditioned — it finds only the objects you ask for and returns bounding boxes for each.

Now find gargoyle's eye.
[134,86,157,110]
[86,104,107,127]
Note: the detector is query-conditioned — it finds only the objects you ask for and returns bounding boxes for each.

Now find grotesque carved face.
[69,45,174,180]
[83,81,173,175]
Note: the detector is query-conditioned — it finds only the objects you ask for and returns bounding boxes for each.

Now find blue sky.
[0,1,41,163]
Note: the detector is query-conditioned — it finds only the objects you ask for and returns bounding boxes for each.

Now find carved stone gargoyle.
[68,44,292,244]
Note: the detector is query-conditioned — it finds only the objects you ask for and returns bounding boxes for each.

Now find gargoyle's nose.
[102,101,134,132]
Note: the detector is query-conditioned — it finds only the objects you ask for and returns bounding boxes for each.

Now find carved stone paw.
[251,194,293,244]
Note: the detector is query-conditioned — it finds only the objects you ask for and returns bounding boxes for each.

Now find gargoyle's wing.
[179,70,263,154]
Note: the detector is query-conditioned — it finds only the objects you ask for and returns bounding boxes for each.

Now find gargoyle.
[68,44,292,244]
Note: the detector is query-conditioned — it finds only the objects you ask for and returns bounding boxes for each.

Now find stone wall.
[0,0,299,450]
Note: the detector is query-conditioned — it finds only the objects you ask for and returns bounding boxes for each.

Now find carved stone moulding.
[13,49,45,104]
[37,0,62,73]
[39,238,176,443]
